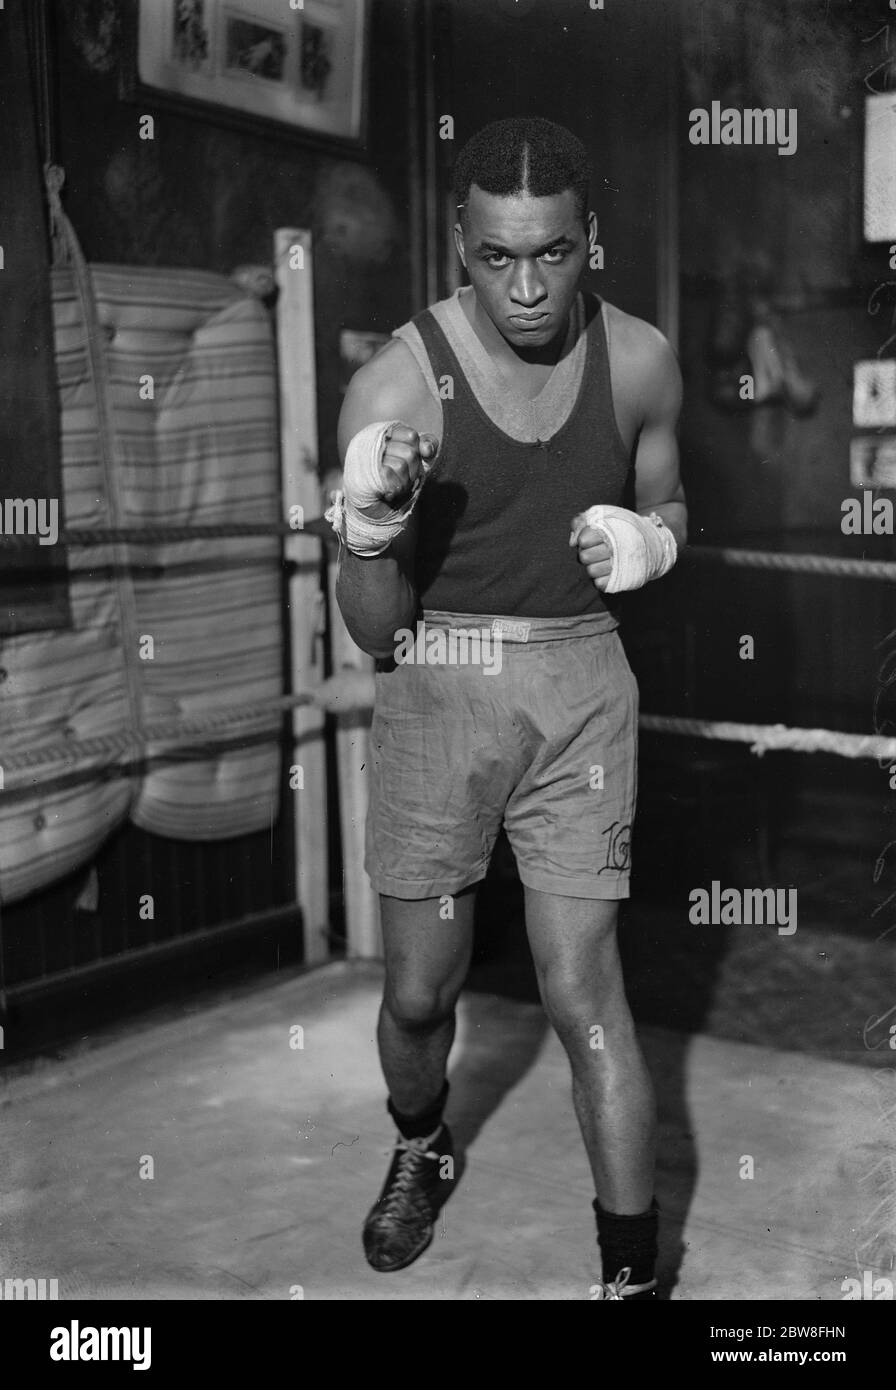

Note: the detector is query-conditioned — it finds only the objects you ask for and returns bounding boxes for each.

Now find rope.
[0,533,888,576]
[0,519,336,549]
[639,713,896,760]
[684,547,896,582]
[4,679,896,787]
[0,671,377,783]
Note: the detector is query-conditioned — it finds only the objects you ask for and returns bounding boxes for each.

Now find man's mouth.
[509,312,549,330]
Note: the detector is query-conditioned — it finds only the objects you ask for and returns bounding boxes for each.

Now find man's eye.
[483,249,567,267]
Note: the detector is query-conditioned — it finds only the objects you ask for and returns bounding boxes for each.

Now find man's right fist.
[325,419,440,556]
[361,423,439,519]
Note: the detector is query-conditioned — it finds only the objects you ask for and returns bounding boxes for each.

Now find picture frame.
[864,92,896,245]
[120,0,370,154]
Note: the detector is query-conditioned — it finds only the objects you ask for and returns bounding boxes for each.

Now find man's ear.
[453,221,467,269]
[587,210,599,250]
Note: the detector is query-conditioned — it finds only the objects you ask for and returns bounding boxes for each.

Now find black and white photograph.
[127,0,368,145]
[1,0,895,1356]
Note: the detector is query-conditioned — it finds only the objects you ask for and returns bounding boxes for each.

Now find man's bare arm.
[333,341,435,659]
[632,328,687,553]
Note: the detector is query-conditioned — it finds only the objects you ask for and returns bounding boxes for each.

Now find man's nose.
[509,263,548,307]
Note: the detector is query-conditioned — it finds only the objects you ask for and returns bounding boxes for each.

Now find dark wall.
[437,0,673,326]
[675,0,895,851]
[431,0,892,850]
[0,0,418,1014]
[51,0,671,467]
[48,1,893,759]
[52,0,416,479]
[678,0,895,735]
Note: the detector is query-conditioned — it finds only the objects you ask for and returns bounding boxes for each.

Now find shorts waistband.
[421,608,619,644]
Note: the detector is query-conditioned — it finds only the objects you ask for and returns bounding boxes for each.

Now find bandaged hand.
[325,421,439,556]
[569,503,678,593]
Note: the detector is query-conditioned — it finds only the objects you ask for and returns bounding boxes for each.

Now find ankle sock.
[387,1080,449,1141]
[593,1196,659,1288]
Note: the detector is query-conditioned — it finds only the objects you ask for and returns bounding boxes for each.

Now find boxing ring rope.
[4,524,895,959]
[0,520,335,549]
[2,656,895,787]
[637,717,896,760]
[0,675,377,784]
[3,527,896,580]
[684,548,896,583]
[3,526,895,770]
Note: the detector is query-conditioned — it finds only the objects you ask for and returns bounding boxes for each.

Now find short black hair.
[453,118,592,227]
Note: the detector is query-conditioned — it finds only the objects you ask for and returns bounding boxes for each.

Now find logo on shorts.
[393,622,502,675]
[599,820,631,873]
[491,618,531,643]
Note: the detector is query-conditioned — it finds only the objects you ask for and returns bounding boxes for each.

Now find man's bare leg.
[363,887,475,1271]
[524,887,659,1296]
[377,886,476,1114]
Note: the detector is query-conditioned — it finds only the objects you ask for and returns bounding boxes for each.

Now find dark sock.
[387,1080,449,1141]
[593,1196,659,1291]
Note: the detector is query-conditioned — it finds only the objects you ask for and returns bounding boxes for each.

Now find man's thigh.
[524,888,621,984]
[366,660,522,900]
[380,886,477,1007]
[505,629,638,901]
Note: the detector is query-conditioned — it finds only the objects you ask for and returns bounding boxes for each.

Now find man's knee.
[536,904,625,1037]
[541,971,608,1037]
[379,888,475,1029]
[384,976,458,1029]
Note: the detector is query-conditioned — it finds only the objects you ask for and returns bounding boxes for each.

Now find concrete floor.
[1,960,892,1300]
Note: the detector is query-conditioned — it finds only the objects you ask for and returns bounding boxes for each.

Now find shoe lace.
[380,1135,440,1221]
[591,1267,658,1300]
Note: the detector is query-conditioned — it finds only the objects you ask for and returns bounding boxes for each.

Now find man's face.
[455,185,594,350]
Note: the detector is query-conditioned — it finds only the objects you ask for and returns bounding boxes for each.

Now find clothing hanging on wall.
[0,0,69,633]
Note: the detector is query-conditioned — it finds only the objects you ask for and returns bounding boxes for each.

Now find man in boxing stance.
[328,118,686,1299]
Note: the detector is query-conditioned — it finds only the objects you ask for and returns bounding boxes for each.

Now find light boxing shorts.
[365,608,639,901]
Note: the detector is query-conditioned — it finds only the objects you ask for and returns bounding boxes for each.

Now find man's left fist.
[569,504,678,594]
[570,523,614,591]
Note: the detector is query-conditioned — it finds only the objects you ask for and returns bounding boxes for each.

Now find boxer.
[328,117,686,1299]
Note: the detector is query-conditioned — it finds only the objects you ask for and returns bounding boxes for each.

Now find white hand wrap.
[324,420,436,557]
[570,504,678,592]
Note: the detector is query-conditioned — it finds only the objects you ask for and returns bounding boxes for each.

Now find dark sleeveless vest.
[411,293,632,618]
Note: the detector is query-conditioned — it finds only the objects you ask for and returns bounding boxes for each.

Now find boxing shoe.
[362,1124,454,1271]
[590,1266,658,1300]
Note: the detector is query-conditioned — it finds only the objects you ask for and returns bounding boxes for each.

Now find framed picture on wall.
[120,0,369,152]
